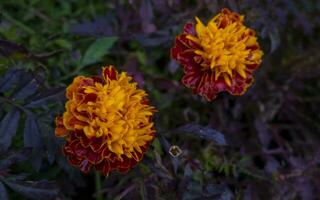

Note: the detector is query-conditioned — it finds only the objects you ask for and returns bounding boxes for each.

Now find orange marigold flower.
[55,66,156,175]
[171,8,264,101]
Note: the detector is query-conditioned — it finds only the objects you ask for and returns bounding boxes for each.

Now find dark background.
[0,0,320,199]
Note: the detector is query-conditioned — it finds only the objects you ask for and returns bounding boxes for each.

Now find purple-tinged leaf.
[157,133,180,174]
[243,184,259,200]
[295,178,315,200]
[168,60,179,74]
[183,163,193,178]
[123,58,145,87]
[3,179,59,200]
[23,113,41,148]
[134,31,170,47]
[153,78,180,91]
[261,25,281,53]
[12,79,38,100]
[23,113,43,171]
[0,68,24,93]
[0,108,20,151]
[173,124,227,145]
[0,182,9,200]
[216,186,233,200]
[254,119,271,147]
[227,0,239,12]
[140,0,156,33]
[4,174,28,182]
[37,118,58,165]
[151,0,168,13]
[0,39,28,57]
[0,148,32,170]
[31,145,43,171]
[25,88,64,108]
[264,158,280,174]
[205,0,219,13]
[70,15,115,37]
[268,26,281,52]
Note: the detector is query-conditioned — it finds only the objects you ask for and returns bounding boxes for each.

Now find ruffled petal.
[56,66,156,175]
[171,8,263,101]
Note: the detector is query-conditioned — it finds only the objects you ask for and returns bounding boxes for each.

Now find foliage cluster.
[0,0,320,199]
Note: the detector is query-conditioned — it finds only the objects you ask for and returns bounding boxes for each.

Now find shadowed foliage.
[0,0,319,199]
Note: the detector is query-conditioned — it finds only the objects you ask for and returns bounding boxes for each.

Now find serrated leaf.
[3,179,59,200]
[3,174,28,182]
[82,36,118,66]
[173,124,227,145]
[38,119,57,164]
[70,15,115,37]
[268,26,280,52]
[25,88,64,108]
[140,0,155,33]
[134,32,169,47]
[140,0,153,23]
[12,78,38,100]
[157,133,180,175]
[0,182,9,200]
[31,145,43,171]
[0,39,28,58]
[23,113,43,171]
[139,182,147,200]
[0,68,23,93]
[0,148,32,170]
[0,108,20,150]
[217,187,233,200]
[205,185,233,200]
[184,163,193,178]
[23,113,41,148]
[227,0,238,11]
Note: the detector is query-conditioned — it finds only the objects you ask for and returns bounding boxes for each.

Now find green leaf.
[53,39,72,50]
[0,108,21,150]
[82,37,118,66]
[139,182,147,200]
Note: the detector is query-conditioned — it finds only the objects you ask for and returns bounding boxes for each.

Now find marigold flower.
[172,8,263,101]
[55,66,156,175]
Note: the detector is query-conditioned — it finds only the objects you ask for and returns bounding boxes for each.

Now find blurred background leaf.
[0,0,319,199]
[82,36,118,66]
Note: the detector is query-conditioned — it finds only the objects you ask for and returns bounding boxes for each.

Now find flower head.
[55,66,156,175]
[172,8,263,101]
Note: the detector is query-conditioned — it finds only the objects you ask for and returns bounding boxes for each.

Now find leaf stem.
[95,172,103,200]
[1,11,35,35]
[0,95,28,113]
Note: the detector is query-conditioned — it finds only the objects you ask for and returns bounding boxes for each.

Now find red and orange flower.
[172,8,263,101]
[55,66,156,175]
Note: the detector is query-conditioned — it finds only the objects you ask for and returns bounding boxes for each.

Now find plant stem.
[0,95,28,112]
[1,11,35,35]
[95,172,103,200]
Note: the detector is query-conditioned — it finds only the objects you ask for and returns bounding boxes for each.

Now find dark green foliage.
[0,0,319,199]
